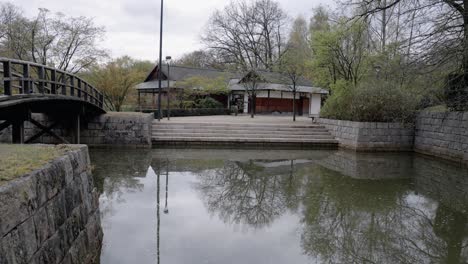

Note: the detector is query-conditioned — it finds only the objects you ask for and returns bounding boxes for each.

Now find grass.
[424,104,448,112]
[0,144,73,186]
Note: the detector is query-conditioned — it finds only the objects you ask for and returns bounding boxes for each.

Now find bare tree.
[173,50,225,70]
[239,69,264,118]
[202,0,288,71]
[0,3,107,73]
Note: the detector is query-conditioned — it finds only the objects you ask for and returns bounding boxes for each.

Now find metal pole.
[167,61,170,120]
[157,0,164,121]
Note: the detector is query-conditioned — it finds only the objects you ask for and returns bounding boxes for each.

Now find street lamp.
[166,56,172,120]
[157,0,164,121]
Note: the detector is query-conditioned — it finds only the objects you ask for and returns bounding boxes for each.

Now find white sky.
[14,0,333,62]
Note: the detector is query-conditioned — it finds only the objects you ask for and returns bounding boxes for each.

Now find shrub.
[444,74,468,111]
[320,80,353,120]
[321,80,418,122]
[195,97,224,109]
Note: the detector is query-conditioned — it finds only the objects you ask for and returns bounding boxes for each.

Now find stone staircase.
[152,121,338,148]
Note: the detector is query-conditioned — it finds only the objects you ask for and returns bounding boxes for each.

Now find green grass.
[423,104,448,112]
[0,144,73,186]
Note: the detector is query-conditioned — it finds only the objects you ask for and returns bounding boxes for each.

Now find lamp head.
[165,56,172,61]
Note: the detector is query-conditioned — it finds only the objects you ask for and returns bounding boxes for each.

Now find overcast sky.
[15,0,332,62]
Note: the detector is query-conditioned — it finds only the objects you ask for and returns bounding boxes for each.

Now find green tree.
[84,56,152,112]
[279,16,312,121]
[310,17,368,89]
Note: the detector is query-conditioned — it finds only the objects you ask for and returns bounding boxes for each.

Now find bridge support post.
[12,120,24,144]
[72,114,81,144]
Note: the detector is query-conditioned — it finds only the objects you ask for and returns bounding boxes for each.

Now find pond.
[90,148,468,264]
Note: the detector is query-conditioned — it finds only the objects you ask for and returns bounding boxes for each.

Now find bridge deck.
[0,57,106,144]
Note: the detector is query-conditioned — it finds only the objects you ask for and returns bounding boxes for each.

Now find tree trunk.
[250,94,256,118]
[381,0,387,52]
[292,90,296,122]
[464,0,468,82]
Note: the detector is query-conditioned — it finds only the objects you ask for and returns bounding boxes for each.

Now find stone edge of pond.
[0,144,103,263]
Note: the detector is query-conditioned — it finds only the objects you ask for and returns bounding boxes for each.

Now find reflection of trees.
[89,149,152,218]
[300,165,468,264]
[90,149,152,197]
[195,160,304,229]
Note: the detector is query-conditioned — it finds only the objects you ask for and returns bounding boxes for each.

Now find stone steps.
[152,121,338,148]
[155,125,327,131]
[153,133,336,139]
[152,129,331,135]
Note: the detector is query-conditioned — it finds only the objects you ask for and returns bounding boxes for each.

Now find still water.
[90,148,468,264]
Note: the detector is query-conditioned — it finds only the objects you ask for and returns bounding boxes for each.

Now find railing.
[0,57,104,109]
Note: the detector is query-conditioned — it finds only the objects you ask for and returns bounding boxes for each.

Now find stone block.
[0,176,38,237]
[1,217,38,263]
[46,191,67,234]
[33,207,52,245]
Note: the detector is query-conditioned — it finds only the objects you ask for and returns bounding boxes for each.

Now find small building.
[136,64,327,116]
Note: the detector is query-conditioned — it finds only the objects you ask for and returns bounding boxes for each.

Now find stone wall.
[0,146,102,264]
[0,112,153,147]
[414,111,468,163]
[81,112,152,147]
[319,118,414,151]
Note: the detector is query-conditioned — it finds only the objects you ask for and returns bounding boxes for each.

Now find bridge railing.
[0,57,104,109]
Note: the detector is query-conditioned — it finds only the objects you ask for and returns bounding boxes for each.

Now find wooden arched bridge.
[0,57,106,144]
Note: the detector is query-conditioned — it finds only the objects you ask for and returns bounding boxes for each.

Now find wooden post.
[72,114,80,144]
[3,61,11,95]
[138,91,142,112]
[38,66,45,94]
[83,83,88,102]
[51,69,57,94]
[77,79,82,98]
[23,64,31,94]
[99,94,104,108]
[12,120,24,144]
[70,76,75,96]
[267,90,270,113]
[61,73,67,95]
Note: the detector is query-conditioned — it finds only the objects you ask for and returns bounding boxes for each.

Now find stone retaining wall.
[0,112,153,147]
[319,118,414,151]
[0,146,102,264]
[414,111,468,163]
[81,112,152,147]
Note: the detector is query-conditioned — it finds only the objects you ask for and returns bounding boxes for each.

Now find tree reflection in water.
[194,155,468,263]
[91,148,468,264]
[195,159,306,229]
[299,166,468,264]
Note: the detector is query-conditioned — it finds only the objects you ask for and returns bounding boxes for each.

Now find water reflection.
[90,148,468,264]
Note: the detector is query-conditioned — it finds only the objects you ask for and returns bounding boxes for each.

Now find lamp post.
[166,56,172,120]
[157,0,164,121]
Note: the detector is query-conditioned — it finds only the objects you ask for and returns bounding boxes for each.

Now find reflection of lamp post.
[166,56,172,120]
[164,160,169,214]
[156,167,161,264]
[157,0,164,121]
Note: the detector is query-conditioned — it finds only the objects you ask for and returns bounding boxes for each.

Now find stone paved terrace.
[152,115,338,148]
[157,114,316,125]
